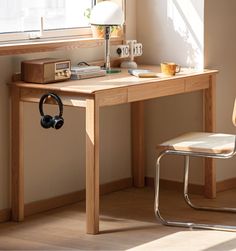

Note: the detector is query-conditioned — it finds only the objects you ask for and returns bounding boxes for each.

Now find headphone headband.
[39,93,63,117]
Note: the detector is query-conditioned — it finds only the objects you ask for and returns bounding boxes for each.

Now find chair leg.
[154,152,168,225]
[154,152,236,232]
[154,152,201,228]
[183,156,236,213]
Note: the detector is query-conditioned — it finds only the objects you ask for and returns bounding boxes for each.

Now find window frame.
[0,0,125,56]
[0,28,93,43]
[0,0,96,43]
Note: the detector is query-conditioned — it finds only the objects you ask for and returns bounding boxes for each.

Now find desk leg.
[11,87,24,221]
[204,75,216,198]
[86,98,99,234]
[131,101,145,187]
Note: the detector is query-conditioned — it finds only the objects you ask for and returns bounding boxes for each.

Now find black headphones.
[39,93,64,129]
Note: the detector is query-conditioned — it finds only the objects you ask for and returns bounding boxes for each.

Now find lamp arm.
[104,26,111,70]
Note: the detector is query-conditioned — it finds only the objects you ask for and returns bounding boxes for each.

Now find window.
[0,0,95,42]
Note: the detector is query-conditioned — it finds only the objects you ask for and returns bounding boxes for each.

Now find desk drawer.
[96,88,128,107]
[128,79,185,102]
[185,75,209,92]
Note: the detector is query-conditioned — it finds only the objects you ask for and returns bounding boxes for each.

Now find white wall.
[137,0,204,69]
[0,0,137,209]
[137,0,205,184]
[205,0,236,181]
[136,0,236,184]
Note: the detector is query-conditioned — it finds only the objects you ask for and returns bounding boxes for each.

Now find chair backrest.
[233,98,236,127]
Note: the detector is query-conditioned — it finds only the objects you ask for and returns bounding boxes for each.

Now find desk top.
[11,65,218,95]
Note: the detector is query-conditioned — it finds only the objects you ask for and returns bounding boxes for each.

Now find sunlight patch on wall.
[167,0,204,69]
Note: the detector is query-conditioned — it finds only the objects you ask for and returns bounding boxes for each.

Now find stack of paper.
[71,65,106,80]
[128,69,159,78]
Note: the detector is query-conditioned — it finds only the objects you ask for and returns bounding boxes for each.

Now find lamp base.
[106,68,121,74]
[120,60,138,69]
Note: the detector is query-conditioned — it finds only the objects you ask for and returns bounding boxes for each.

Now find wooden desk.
[10,65,217,234]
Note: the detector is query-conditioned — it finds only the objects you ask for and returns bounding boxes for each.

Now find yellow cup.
[160,62,181,76]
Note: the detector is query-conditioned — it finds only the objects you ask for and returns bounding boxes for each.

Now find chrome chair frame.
[154,136,236,231]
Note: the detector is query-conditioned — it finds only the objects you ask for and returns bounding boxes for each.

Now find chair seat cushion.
[157,132,235,154]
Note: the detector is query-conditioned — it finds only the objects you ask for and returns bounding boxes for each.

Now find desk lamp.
[90,1,124,73]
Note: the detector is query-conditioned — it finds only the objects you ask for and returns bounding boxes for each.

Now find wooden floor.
[1,187,236,250]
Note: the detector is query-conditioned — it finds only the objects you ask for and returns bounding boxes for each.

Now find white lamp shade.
[90,1,124,26]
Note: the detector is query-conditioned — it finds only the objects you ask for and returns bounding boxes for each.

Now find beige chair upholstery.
[158,132,235,154]
[154,98,236,231]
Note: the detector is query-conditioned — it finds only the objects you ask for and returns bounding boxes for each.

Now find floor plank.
[1,187,236,250]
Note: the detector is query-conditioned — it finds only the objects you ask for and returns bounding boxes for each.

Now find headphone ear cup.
[52,115,64,130]
[41,115,53,129]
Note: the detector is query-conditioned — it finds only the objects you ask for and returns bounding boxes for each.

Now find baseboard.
[25,177,133,217]
[145,177,204,195]
[0,208,11,223]
[146,176,236,195]
[217,177,236,192]
[1,176,236,223]
[100,177,133,195]
[0,177,132,222]
[25,189,86,217]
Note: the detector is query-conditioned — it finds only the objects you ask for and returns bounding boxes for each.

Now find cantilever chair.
[155,98,236,231]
